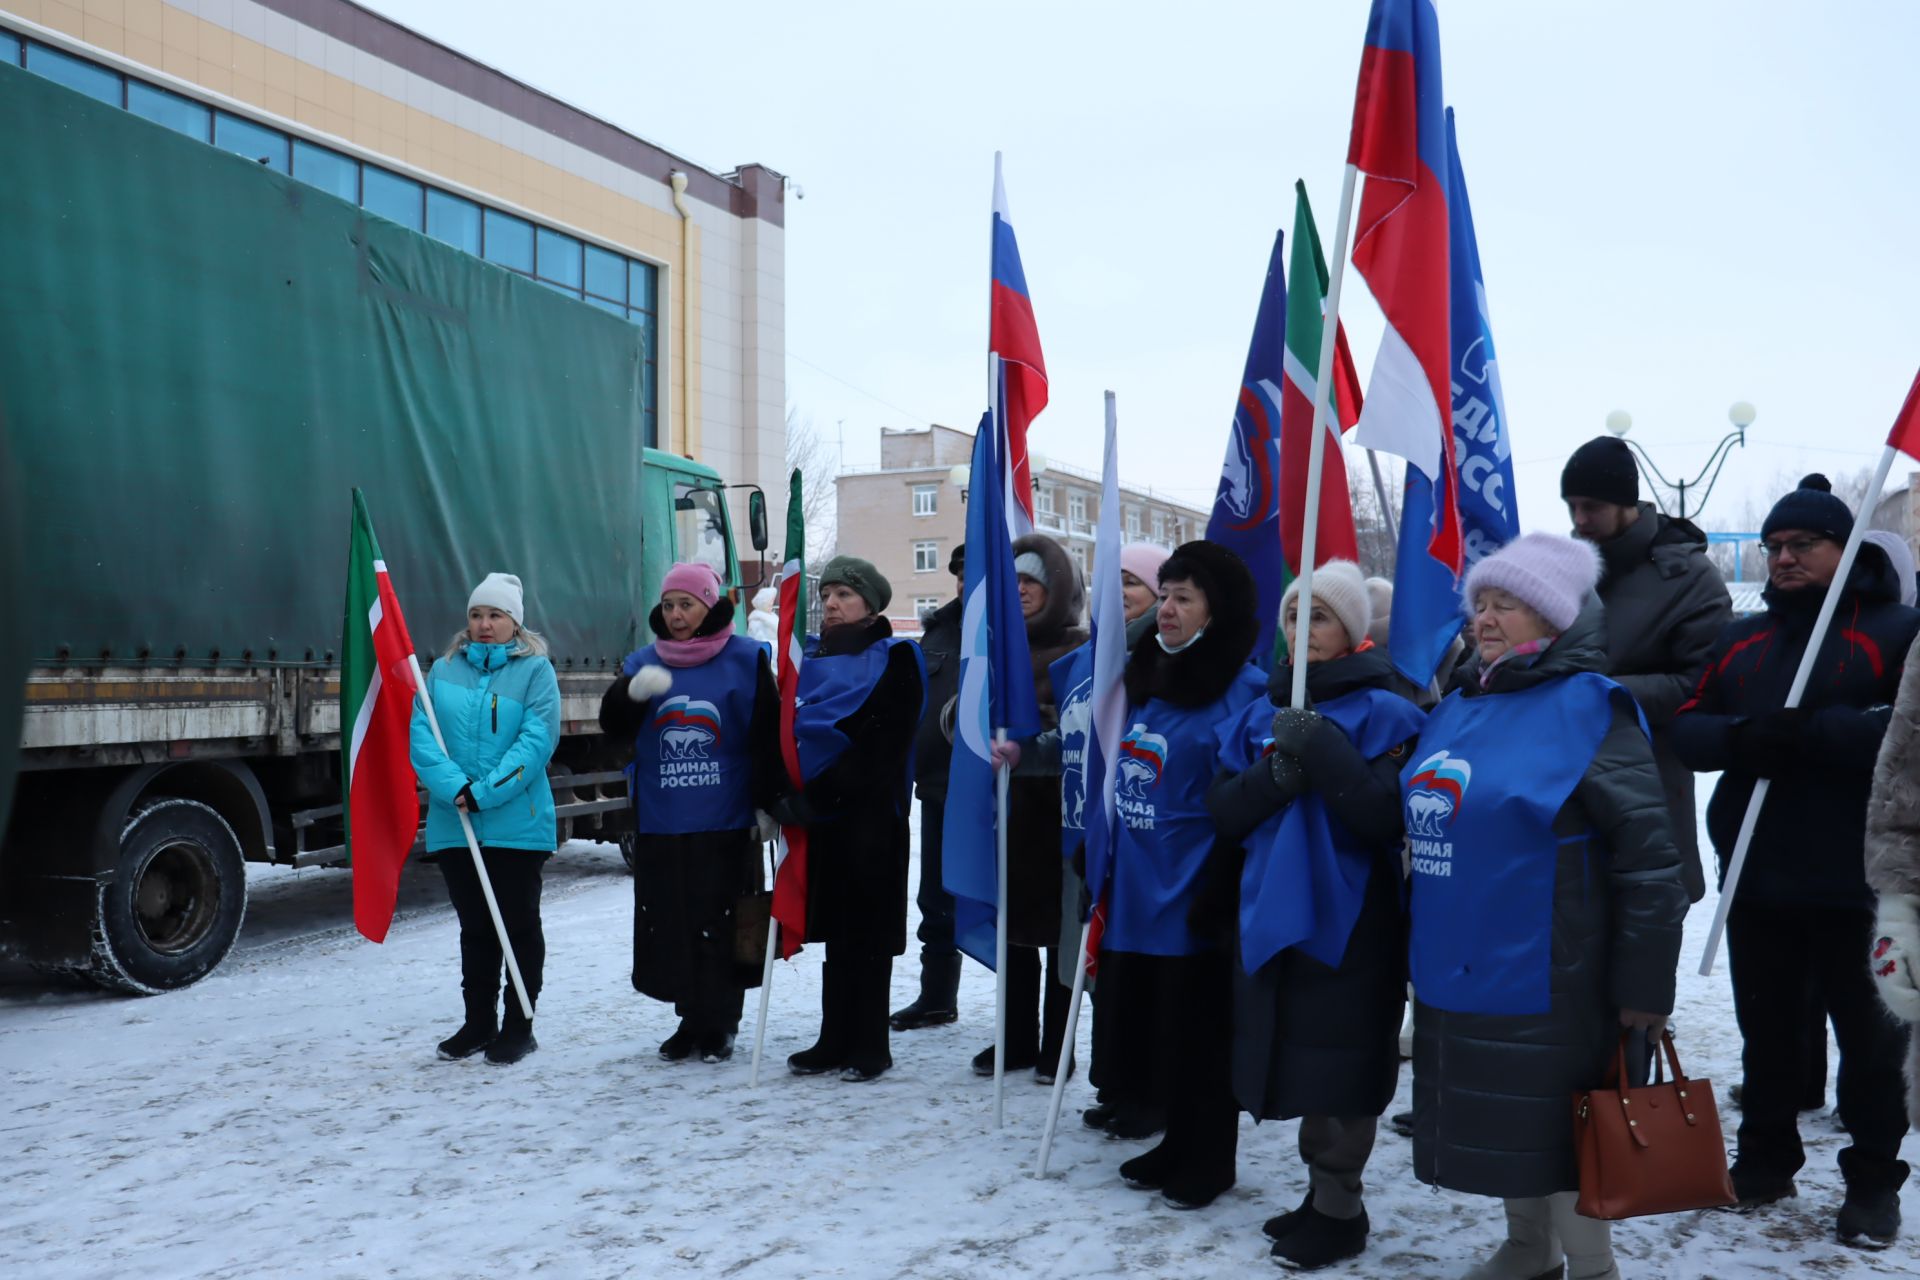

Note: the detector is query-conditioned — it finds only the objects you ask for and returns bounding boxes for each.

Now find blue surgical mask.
[1156,625,1207,655]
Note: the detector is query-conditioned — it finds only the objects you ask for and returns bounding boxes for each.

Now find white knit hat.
[1281,560,1370,653]
[1462,533,1600,633]
[468,572,525,625]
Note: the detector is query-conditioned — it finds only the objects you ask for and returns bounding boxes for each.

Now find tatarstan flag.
[770,469,810,959]
[1279,179,1364,584]
[342,489,422,943]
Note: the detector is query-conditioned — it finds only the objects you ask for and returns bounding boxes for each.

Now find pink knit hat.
[1119,541,1171,588]
[1462,532,1600,634]
[660,562,723,608]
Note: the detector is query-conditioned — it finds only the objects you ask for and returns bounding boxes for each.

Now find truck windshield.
[673,483,731,583]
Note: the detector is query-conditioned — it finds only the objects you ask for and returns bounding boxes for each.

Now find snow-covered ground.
[2,800,1915,1279]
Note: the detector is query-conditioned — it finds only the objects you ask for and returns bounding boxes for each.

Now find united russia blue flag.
[1388,107,1520,686]
[1204,231,1289,668]
[943,408,1041,970]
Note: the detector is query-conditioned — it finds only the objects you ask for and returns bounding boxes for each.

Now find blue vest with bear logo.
[623,635,763,836]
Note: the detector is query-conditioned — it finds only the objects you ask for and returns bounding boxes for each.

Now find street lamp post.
[1605,401,1756,522]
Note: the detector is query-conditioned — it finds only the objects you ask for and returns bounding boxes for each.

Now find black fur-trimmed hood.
[1124,540,1258,708]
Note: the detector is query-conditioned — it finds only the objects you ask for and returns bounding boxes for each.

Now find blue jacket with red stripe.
[1673,546,1920,909]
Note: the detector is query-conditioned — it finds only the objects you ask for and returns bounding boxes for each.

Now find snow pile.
[2,809,1916,1278]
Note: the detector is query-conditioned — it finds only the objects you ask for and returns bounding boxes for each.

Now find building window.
[483,208,535,274]
[25,41,120,105]
[213,110,288,172]
[128,82,209,141]
[914,542,939,573]
[292,139,358,202]
[912,484,937,517]
[1036,486,1056,515]
[536,227,584,295]
[1152,512,1166,542]
[586,244,626,305]
[2,30,19,65]
[914,596,942,614]
[1071,544,1089,575]
[362,165,424,231]
[1126,507,1142,540]
[426,188,482,255]
[1068,492,1087,524]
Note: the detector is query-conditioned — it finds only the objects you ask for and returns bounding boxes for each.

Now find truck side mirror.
[748,488,769,552]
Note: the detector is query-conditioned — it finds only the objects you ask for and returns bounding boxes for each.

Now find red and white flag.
[341,488,422,943]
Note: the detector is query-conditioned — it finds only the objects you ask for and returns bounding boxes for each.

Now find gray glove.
[1269,706,1326,759]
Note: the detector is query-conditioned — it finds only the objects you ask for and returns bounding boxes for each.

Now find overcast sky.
[367,0,1920,533]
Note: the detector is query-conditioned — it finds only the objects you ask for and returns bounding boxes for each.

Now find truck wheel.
[618,830,636,874]
[88,798,248,994]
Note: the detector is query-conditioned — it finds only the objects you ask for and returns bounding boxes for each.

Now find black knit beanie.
[1560,436,1640,507]
[1760,474,1853,543]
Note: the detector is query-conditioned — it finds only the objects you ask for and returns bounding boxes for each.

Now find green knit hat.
[817,554,892,615]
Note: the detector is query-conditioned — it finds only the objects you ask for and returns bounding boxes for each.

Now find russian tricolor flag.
[1348,0,1462,577]
[990,153,1048,536]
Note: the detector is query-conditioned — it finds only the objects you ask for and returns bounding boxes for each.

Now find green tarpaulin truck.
[0,61,766,992]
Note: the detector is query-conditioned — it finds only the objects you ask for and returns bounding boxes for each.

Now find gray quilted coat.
[1411,603,1690,1199]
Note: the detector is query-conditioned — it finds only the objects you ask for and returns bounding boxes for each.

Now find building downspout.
[669,172,697,460]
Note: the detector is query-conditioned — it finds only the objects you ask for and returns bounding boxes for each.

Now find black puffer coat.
[1412,603,1688,1199]
[1592,506,1733,902]
[912,596,962,800]
[1207,646,1419,1121]
[788,616,925,955]
[1671,543,1920,912]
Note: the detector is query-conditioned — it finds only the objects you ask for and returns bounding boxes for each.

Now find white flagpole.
[1036,918,1092,1176]
[748,837,781,1086]
[407,652,533,1021]
[1698,442,1900,974]
[1289,164,1360,709]
[994,728,1011,1129]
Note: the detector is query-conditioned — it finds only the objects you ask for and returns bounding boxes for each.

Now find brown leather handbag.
[1571,1031,1736,1220]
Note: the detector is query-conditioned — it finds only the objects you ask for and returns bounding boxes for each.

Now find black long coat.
[1006,533,1087,948]
[791,617,924,956]
[1411,604,1688,1199]
[1206,647,1418,1122]
[598,603,782,1003]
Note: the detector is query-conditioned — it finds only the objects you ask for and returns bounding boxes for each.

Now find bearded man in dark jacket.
[1673,475,1920,1246]
[1563,436,1732,902]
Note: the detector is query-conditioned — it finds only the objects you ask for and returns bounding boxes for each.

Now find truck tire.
[618,830,637,874]
[88,798,248,994]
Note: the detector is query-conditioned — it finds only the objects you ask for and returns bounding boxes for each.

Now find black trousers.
[914,791,960,1002]
[1003,945,1072,1065]
[817,941,894,1070]
[437,846,548,1023]
[1727,899,1911,1188]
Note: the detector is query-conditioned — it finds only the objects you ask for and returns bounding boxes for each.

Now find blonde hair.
[443,624,549,659]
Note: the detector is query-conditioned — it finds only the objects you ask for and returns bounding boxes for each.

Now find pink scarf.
[654,623,735,668]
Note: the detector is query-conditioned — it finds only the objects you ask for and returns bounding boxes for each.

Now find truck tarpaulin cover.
[0,61,651,669]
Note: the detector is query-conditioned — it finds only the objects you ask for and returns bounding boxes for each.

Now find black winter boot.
[1270,1205,1369,1269]
[658,1020,697,1062]
[891,954,961,1031]
[1837,1152,1908,1248]
[1263,1190,1315,1242]
[790,961,850,1075]
[437,1017,496,1060]
[841,956,894,1082]
[485,1011,537,1065]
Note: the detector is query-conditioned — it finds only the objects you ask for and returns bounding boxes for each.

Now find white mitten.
[1871,893,1920,1024]
[628,664,672,702]
[755,809,780,844]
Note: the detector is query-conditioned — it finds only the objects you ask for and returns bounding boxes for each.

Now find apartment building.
[834,424,1210,626]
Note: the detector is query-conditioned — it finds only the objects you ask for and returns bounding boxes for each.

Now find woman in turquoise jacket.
[410,572,562,1066]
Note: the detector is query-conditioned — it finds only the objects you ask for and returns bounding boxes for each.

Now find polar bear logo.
[1117,725,1169,798]
[654,696,721,760]
[1058,677,1092,826]
[1405,750,1472,837]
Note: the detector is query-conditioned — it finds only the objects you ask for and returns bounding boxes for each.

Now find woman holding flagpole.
[410,572,561,1066]
[771,556,925,1082]
[1207,560,1423,1270]
[600,563,782,1065]
[1096,540,1264,1210]
[1405,534,1685,1280]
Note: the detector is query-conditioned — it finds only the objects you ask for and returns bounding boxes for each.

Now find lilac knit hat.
[1462,532,1601,634]
[660,562,723,608]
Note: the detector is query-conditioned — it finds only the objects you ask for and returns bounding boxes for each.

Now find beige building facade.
[836,424,1210,628]
[2,0,785,496]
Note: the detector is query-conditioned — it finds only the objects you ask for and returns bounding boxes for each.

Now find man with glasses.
[1562,436,1732,902]
[1674,475,1920,1246]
